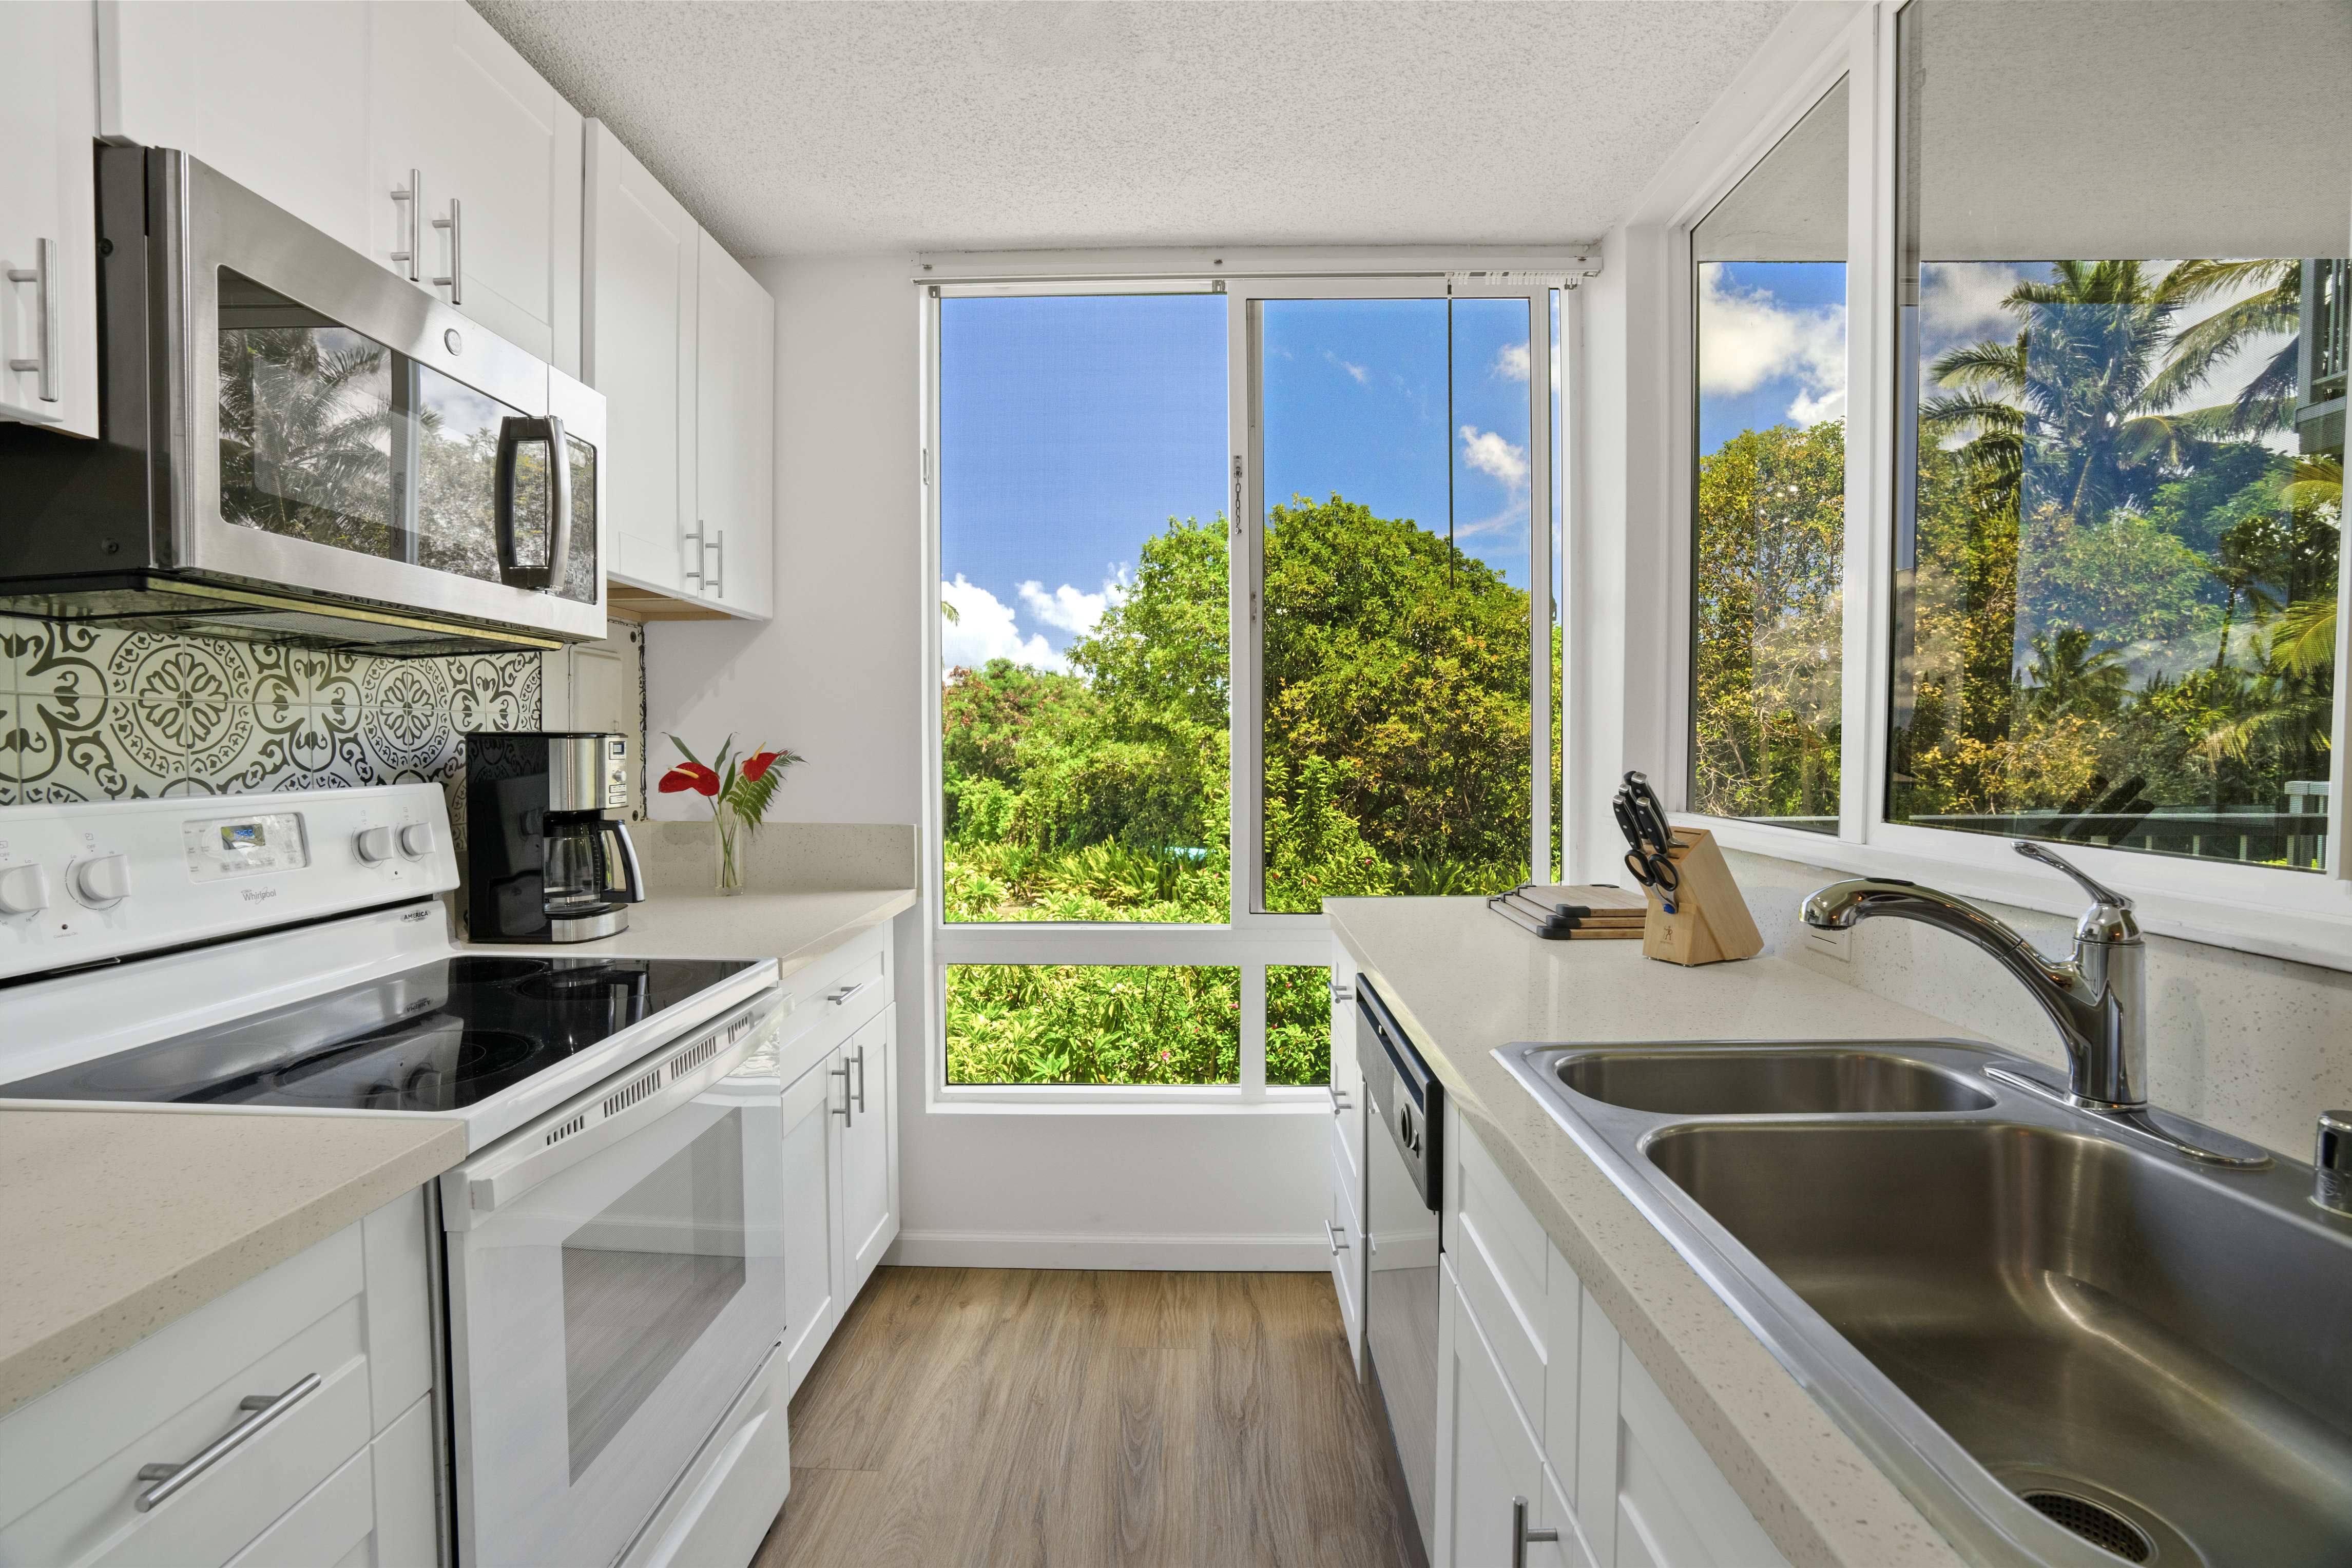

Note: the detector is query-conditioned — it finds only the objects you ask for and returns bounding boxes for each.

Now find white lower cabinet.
[0,1187,438,1568]
[1328,950,1367,1377]
[1433,1110,1787,1568]
[767,927,902,1401]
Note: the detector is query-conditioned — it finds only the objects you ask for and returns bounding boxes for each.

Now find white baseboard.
[882,1229,1331,1272]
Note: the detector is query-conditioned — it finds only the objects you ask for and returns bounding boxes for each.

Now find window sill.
[924,1090,1334,1117]
[1690,814,2352,977]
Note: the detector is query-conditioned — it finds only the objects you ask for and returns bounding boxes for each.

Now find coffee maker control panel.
[602,736,629,810]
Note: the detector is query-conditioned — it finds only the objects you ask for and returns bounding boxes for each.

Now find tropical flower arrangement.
[658,734,804,894]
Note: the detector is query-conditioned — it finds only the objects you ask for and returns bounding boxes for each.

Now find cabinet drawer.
[0,1226,367,1566]
[222,1445,372,1568]
[1326,1151,1362,1358]
[69,1331,368,1568]
[1327,1113,1363,1238]
[1453,1184,1547,1441]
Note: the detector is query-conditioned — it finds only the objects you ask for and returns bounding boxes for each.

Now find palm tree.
[1922,260,2206,520]
[2146,259,2306,435]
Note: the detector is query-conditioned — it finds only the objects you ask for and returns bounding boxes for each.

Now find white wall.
[644,254,1326,1270]
[644,256,924,826]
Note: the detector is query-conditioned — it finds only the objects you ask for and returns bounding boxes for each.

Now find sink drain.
[2022,1491,2152,1563]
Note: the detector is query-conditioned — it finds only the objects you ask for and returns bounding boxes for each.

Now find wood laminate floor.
[754,1267,1419,1568]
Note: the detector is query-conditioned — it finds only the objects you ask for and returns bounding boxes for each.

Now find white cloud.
[1017,572,1126,635]
[941,575,1062,671]
[1495,342,1531,381]
[1458,425,1529,485]
[1698,262,1847,427]
[1324,349,1369,384]
[1919,262,2028,345]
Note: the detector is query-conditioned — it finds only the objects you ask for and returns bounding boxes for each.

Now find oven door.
[445,1064,785,1567]
[151,148,608,643]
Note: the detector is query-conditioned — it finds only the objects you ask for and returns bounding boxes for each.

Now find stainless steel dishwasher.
[1356,975,1443,1564]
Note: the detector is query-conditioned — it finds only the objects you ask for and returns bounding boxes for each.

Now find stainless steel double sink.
[1497,1039,2352,1568]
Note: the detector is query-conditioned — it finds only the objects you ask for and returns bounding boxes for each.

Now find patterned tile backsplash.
[0,618,547,804]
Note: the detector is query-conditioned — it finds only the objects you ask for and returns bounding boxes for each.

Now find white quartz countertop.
[1325,896,1977,1568]
[0,1109,464,1421]
[466,885,914,977]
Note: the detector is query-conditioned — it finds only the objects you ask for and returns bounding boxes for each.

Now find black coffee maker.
[462,732,645,942]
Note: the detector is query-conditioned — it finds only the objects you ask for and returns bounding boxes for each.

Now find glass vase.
[712,804,744,895]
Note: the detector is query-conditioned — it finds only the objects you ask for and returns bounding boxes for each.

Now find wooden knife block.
[1641,826,1763,966]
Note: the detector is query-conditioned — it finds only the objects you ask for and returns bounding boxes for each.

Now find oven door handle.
[446,990,784,1226]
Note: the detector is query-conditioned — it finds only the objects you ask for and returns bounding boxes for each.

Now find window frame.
[916,255,1587,1105]
[1659,1,2352,974]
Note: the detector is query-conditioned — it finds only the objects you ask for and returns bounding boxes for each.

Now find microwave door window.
[561,433,597,604]
[216,268,399,557]
[415,361,539,589]
[561,1109,748,1481]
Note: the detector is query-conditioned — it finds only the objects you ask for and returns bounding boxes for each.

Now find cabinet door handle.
[7,237,59,403]
[830,1062,852,1128]
[708,530,725,598]
[1323,1219,1348,1255]
[432,198,462,303]
[681,524,705,587]
[1510,1496,1560,1568]
[135,1373,321,1512]
[853,1043,867,1113]
[1327,1082,1352,1115]
[1328,981,1352,1003]
[390,170,421,280]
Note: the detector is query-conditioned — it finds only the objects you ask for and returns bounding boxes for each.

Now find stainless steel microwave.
[0,145,606,654]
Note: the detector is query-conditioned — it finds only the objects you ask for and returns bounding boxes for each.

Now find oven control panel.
[0,784,457,981]
[183,810,310,881]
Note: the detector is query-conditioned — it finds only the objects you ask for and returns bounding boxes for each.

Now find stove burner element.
[510,962,653,1003]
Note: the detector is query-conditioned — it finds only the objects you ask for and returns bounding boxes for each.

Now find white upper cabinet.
[585,119,697,596]
[0,2,99,436]
[98,1,581,372]
[368,2,583,372]
[99,1,377,255]
[693,233,775,618]
[587,119,774,617]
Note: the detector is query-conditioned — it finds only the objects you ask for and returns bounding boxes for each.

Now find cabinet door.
[1327,1137,1363,1378]
[779,1049,843,1399]
[1442,1268,1546,1568]
[0,1,98,436]
[585,119,696,592]
[99,1,376,256]
[692,230,775,617]
[367,2,582,370]
[838,1006,897,1303]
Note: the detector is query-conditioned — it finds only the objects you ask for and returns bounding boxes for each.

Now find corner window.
[1690,82,1849,832]
[1890,1,2348,873]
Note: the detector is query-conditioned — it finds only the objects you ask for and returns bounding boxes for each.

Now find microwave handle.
[493,414,572,592]
[603,821,645,903]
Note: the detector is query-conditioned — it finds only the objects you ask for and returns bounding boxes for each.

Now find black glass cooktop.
[0,954,760,1113]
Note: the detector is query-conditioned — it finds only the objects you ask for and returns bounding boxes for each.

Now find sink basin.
[1650,1120,2352,1565]
[1498,1038,2352,1567]
[1557,1048,1994,1115]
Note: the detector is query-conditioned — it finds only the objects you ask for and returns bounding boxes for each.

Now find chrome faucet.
[1803,841,2269,1167]
[1803,841,2146,1108]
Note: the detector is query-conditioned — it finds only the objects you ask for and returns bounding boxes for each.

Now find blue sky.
[940,292,1540,671]
[1696,262,1848,456]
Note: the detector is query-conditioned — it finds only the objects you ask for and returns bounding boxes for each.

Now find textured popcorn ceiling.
[470,0,1790,259]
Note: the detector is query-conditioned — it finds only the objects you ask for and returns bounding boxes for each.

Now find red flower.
[741,749,783,782]
[659,762,720,797]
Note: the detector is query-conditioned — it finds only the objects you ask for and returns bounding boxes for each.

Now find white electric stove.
[0,785,796,1568]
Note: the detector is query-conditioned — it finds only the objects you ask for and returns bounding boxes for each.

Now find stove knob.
[70,854,131,907]
[0,863,51,915]
[398,823,436,860]
[355,826,395,864]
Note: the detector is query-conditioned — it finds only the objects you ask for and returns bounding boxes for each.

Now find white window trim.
[917,258,1585,1105]
[1646,0,2352,975]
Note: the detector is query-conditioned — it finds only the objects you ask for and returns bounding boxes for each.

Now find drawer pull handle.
[1323,1219,1348,1256]
[827,978,873,1008]
[1511,1496,1560,1568]
[134,1373,321,1512]
[1327,1083,1352,1115]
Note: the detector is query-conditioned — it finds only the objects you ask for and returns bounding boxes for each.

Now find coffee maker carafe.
[462,732,645,942]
